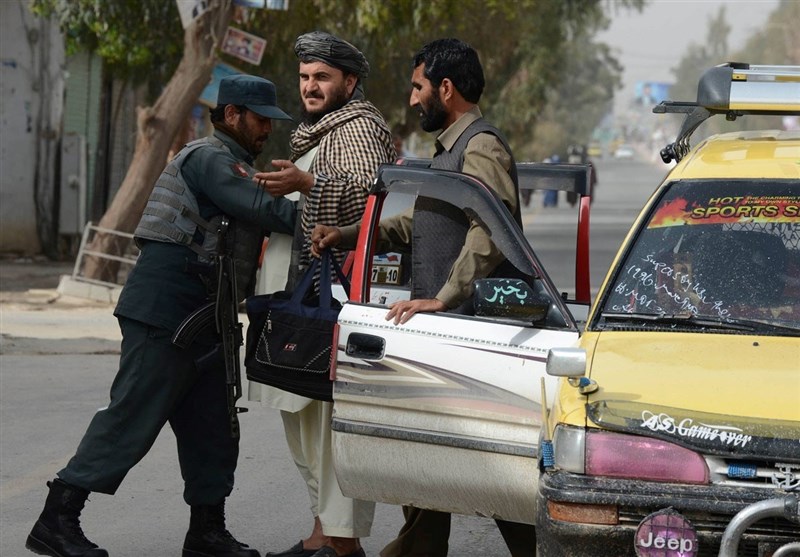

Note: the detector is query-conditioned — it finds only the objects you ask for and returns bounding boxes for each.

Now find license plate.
[371,264,401,285]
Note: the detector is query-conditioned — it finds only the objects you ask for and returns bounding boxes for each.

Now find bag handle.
[320,249,351,307]
[332,252,351,297]
[288,249,349,309]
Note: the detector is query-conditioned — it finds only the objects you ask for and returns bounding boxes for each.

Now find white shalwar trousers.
[279,400,375,538]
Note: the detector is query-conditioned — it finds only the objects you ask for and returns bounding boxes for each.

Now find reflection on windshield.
[601,180,800,332]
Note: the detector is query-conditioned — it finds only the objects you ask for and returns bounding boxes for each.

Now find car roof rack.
[653,63,800,163]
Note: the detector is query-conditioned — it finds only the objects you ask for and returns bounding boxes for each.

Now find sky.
[598,0,781,108]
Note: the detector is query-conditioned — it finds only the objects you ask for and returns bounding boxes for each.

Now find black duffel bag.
[244,249,348,402]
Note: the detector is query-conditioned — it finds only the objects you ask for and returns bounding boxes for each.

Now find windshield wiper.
[600,312,755,332]
[602,312,800,335]
[718,317,800,335]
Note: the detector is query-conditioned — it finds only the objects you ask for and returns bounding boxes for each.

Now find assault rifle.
[172,216,247,438]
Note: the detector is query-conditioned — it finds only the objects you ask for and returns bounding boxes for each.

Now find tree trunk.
[84,0,233,282]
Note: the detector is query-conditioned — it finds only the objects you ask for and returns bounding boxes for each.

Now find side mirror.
[546,347,597,394]
[473,278,550,323]
[546,347,587,378]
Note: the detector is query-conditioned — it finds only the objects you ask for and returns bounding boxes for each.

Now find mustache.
[304,92,324,100]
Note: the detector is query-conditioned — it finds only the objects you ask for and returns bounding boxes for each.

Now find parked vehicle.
[538,63,800,556]
[327,62,799,557]
[587,142,603,158]
[613,143,635,159]
[329,161,593,525]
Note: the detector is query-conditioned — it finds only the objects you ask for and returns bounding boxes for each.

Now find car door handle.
[346,333,385,360]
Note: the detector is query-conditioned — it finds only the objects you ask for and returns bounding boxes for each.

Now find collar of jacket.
[436,105,483,154]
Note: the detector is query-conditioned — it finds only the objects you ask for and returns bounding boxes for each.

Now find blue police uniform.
[28,74,293,557]
[59,129,295,503]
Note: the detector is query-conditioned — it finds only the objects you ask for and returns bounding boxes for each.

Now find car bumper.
[536,470,800,557]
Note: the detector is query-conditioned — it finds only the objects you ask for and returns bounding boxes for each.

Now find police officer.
[26,74,296,557]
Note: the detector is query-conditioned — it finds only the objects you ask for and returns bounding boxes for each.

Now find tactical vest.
[134,136,263,300]
[411,119,521,312]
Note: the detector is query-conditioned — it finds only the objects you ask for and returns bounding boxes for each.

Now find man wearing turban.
[250,31,396,557]
[310,37,533,557]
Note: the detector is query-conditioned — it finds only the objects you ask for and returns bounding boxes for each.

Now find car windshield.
[598,179,800,335]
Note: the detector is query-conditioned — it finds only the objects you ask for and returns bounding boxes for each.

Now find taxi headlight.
[553,426,709,484]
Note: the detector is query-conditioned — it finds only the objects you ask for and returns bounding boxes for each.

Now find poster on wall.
[221,27,267,66]
[633,81,672,108]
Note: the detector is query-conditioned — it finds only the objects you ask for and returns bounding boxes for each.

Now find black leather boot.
[183,501,260,557]
[26,478,108,557]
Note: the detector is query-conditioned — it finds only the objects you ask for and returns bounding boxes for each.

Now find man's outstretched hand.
[386,298,447,325]
[254,159,314,197]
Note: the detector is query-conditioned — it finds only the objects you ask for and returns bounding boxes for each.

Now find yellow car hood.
[584,331,799,420]
[579,331,800,458]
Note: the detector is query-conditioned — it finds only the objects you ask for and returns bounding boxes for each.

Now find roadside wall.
[0,0,64,255]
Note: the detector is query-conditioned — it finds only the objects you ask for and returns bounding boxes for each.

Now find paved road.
[523,155,666,297]
[1,294,512,556]
[0,153,669,556]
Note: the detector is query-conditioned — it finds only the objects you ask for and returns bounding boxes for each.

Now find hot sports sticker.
[649,195,800,228]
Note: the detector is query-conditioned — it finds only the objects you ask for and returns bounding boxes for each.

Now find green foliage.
[241,0,642,160]
[740,0,800,64]
[33,0,646,161]
[32,0,184,89]
[668,1,796,139]
[669,6,731,107]
[528,30,623,160]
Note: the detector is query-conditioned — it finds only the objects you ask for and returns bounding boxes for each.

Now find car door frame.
[330,164,586,524]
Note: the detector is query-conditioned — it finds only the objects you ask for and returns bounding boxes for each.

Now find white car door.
[331,165,582,524]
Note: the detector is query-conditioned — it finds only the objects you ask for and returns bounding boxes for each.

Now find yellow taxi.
[538,63,800,556]
[587,142,603,158]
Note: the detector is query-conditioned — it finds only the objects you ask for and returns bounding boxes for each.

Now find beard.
[418,91,448,132]
[236,117,269,157]
[301,82,351,125]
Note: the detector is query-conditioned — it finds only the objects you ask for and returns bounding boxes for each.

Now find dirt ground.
[0,256,74,292]
[0,256,113,311]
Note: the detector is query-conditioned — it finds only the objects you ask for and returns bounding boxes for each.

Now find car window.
[370,194,552,315]
[367,191,414,304]
[360,165,578,329]
[598,179,800,333]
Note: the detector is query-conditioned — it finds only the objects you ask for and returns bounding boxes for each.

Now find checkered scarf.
[290,99,395,266]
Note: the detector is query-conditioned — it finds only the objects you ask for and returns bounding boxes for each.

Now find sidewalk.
[0,258,121,355]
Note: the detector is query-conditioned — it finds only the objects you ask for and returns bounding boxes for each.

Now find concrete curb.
[57,275,122,304]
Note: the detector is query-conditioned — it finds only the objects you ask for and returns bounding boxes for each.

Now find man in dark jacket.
[26,74,295,557]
